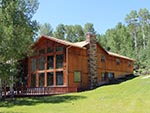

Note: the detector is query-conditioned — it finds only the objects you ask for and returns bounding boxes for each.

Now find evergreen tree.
[0,0,39,98]
[54,24,65,40]
[39,23,53,36]
[84,22,96,34]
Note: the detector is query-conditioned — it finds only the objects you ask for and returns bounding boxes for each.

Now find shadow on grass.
[0,95,86,108]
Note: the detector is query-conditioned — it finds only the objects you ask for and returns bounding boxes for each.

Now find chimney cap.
[86,32,96,38]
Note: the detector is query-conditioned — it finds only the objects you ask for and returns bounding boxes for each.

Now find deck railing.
[2,86,78,97]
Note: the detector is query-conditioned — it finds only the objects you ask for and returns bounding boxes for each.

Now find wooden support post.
[54,49,56,86]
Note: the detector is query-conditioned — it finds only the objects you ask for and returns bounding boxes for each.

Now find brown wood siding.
[97,44,134,83]
[68,47,88,90]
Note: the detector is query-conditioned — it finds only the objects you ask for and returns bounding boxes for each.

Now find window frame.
[38,73,45,87]
[56,54,64,69]
[56,47,64,52]
[39,48,45,55]
[47,47,54,53]
[31,58,36,72]
[128,61,131,67]
[47,72,54,86]
[38,56,45,70]
[101,55,105,62]
[116,59,120,65]
[47,56,54,70]
[74,71,81,82]
[30,74,36,87]
[56,71,64,85]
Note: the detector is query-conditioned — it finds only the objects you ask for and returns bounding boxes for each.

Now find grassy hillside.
[1,75,150,113]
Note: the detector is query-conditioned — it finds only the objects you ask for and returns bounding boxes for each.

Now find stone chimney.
[86,32,98,89]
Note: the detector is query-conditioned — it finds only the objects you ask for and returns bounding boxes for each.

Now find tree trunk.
[133,31,138,55]
[10,76,14,98]
[141,26,146,49]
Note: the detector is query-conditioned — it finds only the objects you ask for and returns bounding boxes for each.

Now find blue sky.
[33,0,150,34]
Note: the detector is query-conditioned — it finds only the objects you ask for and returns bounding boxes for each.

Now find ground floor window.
[47,72,53,86]
[101,72,105,81]
[56,71,63,85]
[39,73,44,87]
[74,71,81,82]
[31,74,36,87]
[101,72,114,81]
[107,73,114,79]
[30,71,64,87]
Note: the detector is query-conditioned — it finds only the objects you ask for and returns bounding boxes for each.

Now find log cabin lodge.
[21,33,134,95]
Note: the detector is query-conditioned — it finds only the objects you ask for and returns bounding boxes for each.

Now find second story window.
[56,55,64,68]
[39,49,45,55]
[31,58,36,72]
[101,55,105,62]
[47,56,54,69]
[39,57,45,70]
[56,47,64,52]
[47,47,53,53]
[128,61,131,67]
[116,59,120,65]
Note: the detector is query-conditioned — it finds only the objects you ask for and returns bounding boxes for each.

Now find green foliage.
[98,8,150,74]
[98,23,134,58]
[39,22,96,42]
[84,22,96,34]
[54,24,65,40]
[1,76,150,113]
[65,24,85,42]
[39,23,53,36]
[0,0,39,84]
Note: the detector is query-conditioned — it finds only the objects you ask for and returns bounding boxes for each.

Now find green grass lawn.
[1,75,150,113]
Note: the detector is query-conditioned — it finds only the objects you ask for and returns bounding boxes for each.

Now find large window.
[39,73,44,87]
[31,58,36,72]
[56,47,64,52]
[47,47,53,53]
[74,71,81,82]
[31,74,36,87]
[30,46,66,87]
[56,55,64,68]
[39,57,45,70]
[56,72,63,85]
[47,56,54,69]
[47,72,54,86]
[39,49,45,55]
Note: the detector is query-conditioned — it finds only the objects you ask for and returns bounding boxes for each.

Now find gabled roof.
[33,35,88,49]
[33,35,134,61]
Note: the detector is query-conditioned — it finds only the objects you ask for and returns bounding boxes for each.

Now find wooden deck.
[2,87,78,97]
